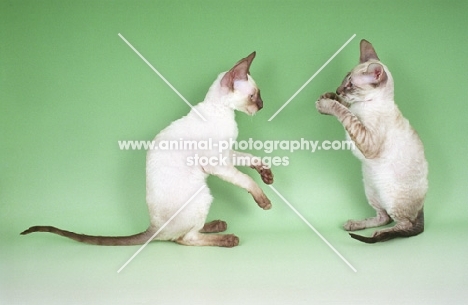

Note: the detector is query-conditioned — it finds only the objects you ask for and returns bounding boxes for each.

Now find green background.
[1,0,467,304]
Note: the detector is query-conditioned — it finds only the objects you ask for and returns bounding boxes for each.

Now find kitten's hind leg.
[345,189,392,231]
[344,209,392,231]
[176,231,239,248]
[200,220,227,233]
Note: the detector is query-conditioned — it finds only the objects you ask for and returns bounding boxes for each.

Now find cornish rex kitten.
[316,40,428,243]
[21,52,273,247]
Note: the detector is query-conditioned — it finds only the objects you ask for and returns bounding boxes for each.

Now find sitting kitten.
[316,40,428,243]
[21,52,273,247]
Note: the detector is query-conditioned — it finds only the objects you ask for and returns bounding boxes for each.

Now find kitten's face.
[230,76,263,115]
[336,40,393,104]
[219,52,263,115]
[336,62,390,103]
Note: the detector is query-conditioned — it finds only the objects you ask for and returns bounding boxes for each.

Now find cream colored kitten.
[21,52,273,247]
[316,40,428,243]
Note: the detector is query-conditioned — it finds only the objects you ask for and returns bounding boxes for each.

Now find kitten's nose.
[256,91,263,110]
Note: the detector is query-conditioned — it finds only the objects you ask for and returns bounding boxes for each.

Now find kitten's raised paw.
[251,163,274,185]
[315,98,337,115]
[254,166,274,184]
[253,192,272,210]
[320,92,339,101]
[260,168,274,184]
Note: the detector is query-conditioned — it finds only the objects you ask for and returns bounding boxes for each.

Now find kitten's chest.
[209,117,238,141]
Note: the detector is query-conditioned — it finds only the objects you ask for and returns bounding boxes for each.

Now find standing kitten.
[316,40,428,243]
[21,52,273,247]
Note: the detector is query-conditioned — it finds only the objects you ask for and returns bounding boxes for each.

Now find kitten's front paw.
[252,192,272,210]
[260,168,274,185]
[251,164,274,185]
[320,92,339,101]
[315,98,338,115]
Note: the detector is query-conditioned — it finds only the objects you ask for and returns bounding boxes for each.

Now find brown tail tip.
[20,227,34,235]
[349,233,380,243]
[20,226,50,235]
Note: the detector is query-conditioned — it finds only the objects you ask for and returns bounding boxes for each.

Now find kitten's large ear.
[360,39,380,63]
[221,52,256,90]
[365,63,387,84]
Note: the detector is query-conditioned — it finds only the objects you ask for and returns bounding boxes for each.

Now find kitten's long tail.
[20,225,156,246]
[349,209,424,244]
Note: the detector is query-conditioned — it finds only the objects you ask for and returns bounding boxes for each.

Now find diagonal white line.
[117,185,206,273]
[268,185,357,273]
[118,33,207,122]
[268,34,356,121]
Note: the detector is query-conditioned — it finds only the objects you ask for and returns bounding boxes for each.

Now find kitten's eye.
[346,82,353,88]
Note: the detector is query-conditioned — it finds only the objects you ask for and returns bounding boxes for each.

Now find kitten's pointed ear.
[366,63,387,84]
[221,52,256,90]
[360,39,380,63]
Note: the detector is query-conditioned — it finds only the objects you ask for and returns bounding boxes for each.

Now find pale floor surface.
[2,225,466,305]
